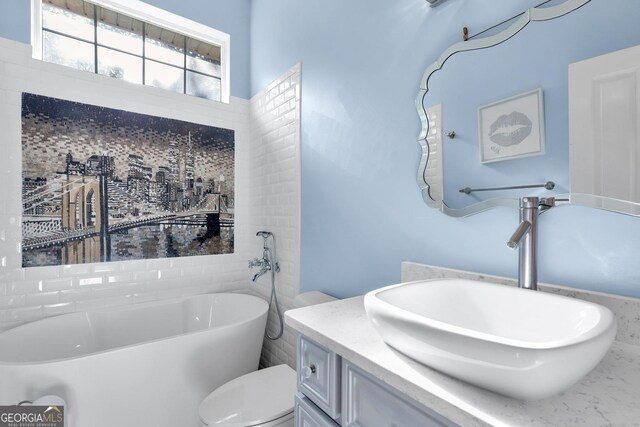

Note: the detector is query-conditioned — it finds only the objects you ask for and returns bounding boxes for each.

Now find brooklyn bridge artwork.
[21,93,235,267]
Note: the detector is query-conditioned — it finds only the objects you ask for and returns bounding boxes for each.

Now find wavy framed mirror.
[416,0,640,217]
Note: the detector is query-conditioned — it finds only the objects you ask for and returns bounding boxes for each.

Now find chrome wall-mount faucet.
[249,231,280,282]
[249,231,284,340]
[507,197,556,290]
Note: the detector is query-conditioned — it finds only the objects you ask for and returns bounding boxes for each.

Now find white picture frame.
[477,88,545,163]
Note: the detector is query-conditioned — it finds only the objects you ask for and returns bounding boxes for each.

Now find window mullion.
[96,44,143,59]
[41,28,93,45]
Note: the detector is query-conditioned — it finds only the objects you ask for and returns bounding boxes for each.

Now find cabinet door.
[295,393,340,427]
[298,335,341,419]
[342,361,457,427]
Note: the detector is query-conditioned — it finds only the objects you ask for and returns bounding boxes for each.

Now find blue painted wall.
[0,1,30,44]
[250,0,640,298]
[2,0,639,298]
[0,0,251,99]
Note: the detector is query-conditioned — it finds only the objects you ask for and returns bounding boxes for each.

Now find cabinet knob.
[302,364,317,379]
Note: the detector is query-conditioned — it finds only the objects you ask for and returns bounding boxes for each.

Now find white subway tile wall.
[249,64,301,369]
[0,38,302,370]
[0,38,254,330]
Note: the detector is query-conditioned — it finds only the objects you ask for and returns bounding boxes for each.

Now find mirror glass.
[417,0,640,216]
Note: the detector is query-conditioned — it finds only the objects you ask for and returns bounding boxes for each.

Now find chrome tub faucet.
[248,231,279,282]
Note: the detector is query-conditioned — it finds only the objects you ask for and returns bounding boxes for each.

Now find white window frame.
[31,0,231,103]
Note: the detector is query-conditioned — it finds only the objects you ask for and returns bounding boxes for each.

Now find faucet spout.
[252,265,270,282]
[507,220,531,249]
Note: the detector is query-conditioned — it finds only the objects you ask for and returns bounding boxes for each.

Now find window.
[31,0,230,103]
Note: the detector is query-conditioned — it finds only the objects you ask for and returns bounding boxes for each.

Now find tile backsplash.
[0,37,302,344]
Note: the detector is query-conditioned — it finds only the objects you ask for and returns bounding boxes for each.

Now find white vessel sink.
[364,279,617,400]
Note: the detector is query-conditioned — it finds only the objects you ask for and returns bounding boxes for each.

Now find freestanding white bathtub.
[0,293,268,427]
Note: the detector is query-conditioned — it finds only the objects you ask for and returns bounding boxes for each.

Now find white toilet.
[198,364,297,427]
[199,292,336,427]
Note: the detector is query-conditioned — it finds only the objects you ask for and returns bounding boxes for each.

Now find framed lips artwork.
[477,88,545,163]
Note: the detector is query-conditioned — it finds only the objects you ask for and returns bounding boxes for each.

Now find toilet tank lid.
[199,364,296,427]
[293,291,337,308]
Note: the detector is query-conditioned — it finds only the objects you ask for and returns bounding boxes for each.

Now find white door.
[569,44,640,205]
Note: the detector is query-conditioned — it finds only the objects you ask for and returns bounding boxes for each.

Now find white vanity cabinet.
[296,335,457,427]
[295,393,340,427]
[297,335,342,420]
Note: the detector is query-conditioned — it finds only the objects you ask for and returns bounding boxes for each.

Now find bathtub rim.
[0,292,269,366]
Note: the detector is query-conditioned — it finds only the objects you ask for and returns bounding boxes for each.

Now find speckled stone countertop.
[285,293,640,427]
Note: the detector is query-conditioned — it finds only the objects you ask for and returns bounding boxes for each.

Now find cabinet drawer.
[342,361,456,427]
[297,335,341,420]
[295,393,340,427]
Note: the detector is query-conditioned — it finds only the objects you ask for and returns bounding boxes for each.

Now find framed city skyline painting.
[21,93,235,268]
